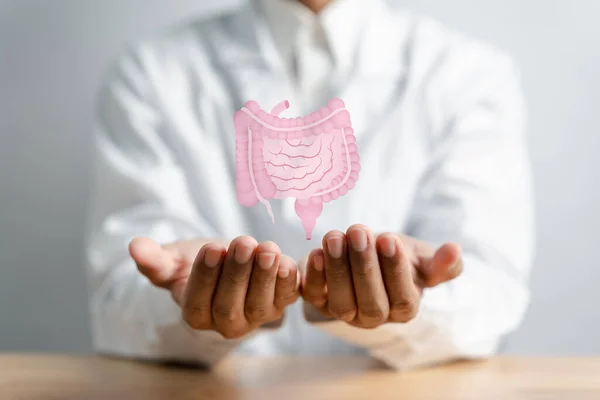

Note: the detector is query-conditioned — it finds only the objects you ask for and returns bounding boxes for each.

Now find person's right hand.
[128,236,300,339]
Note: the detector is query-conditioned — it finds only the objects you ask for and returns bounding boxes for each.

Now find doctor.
[86,0,534,370]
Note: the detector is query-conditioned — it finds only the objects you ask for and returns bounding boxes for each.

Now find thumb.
[420,242,463,288]
[128,237,181,288]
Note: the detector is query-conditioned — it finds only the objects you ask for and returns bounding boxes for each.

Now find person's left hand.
[300,224,463,328]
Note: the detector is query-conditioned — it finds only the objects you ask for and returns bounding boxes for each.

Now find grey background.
[0,0,598,354]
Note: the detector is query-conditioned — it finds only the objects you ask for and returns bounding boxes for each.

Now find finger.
[129,237,183,288]
[421,242,463,287]
[244,241,280,325]
[301,249,328,311]
[181,243,226,329]
[376,233,420,322]
[323,230,357,322]
[212,236,258,337]
[347,225,389,327]
[274,254,300,310]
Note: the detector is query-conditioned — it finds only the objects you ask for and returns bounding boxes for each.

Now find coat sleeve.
[85,46,254,367]
[313,48,535,370]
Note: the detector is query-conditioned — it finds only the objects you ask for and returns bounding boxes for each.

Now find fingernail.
[234,244,254,264]
[381,237,396,258]
[204,249,223,268]
[278,264,290,278]
[448,258,461,271]
[326,236,343,259]
[313,253,324,271]
[257,252,276,270]
[348,229,368,252]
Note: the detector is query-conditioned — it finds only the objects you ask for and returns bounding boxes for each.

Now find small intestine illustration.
[233,98,361,240]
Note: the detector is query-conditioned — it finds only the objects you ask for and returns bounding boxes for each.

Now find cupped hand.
[301,224,463,329]
[129,236,300,338]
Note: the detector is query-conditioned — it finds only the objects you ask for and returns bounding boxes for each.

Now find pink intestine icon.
[234,98,361,240]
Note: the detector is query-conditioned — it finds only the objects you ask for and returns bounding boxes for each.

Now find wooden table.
[1,354,600,399]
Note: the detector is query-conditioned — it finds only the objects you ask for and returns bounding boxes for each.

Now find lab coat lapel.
[334,0,410,144]
[216,2,299,116]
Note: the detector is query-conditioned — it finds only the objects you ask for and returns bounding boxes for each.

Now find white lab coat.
[85,0,534,370]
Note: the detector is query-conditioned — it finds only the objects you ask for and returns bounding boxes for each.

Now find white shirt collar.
[257,0,376,74]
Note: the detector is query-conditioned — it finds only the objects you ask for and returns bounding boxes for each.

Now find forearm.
[90,255,249,367]
[89,232,294,366]
[87,218,245,365]
[311,253,529,370]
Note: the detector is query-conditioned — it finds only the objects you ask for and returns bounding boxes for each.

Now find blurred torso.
[128,0,504,354]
